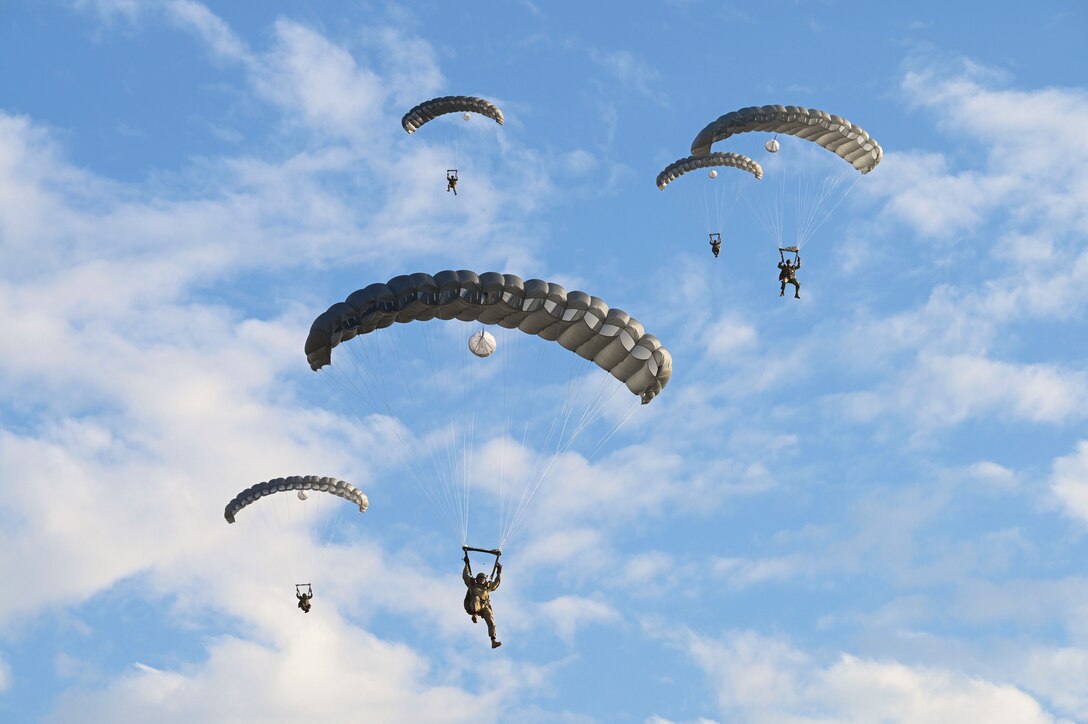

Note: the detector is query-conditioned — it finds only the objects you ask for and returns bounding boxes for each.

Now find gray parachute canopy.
[305,270,672,404]
[224,476,368,524]
[656,152,763,190]
[401,96,505,134]
[690,105,883,174]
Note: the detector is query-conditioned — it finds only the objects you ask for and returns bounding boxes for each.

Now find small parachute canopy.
[691,105,882,173]
[765,138,780,153]
[402,96,505,134]
[305,270,672,404]
[225,476,368,524]
[656,152,763,190]
[468,330,497,358]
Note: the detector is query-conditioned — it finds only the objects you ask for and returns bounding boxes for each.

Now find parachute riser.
[463,545,502,578]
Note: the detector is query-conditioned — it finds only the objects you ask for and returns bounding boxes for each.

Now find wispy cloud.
[589,49,668,106]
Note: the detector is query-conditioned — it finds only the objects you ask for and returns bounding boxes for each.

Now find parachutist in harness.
[778,247,802,299]
[462,546,502,648]
[709,233,722,258]
[446,169,459,195]
[296,583,313,613]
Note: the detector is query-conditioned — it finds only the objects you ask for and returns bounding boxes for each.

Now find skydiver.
[463,551,502,648]
[296,584,313,613]
[709,233,722,258]
[778,255,801,299]
[446,169,458,195]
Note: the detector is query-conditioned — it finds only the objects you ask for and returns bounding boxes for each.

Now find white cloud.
[1050,441,1088,524]
[165,0,250,63]
[651,627,1054,724]
[1018,646,1088,722]
[254,20,387,140]
[0,654,10,692]
[710,556,802,588]
[965,460,1019,492]
[835,353,1088,429]
[870,151,1018,239]
[537,595,620,645]
[46,622,500,724]
[705,314,757,357]
[589,50,667,106]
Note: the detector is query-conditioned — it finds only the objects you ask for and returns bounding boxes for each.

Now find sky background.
[2,1,1088,722]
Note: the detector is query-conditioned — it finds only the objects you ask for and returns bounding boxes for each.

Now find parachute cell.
[224,475,368,524]
[401,96,505,134]
[656,152,763,190]
[690,105,882,173]
[305,271,672,404]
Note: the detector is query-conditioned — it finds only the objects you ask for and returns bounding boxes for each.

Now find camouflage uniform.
[463,562,501,645]
[778,259,801,298]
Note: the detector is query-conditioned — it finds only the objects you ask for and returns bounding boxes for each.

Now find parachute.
[656,152,763,190]
[306,270,671,551]
[401,96,505,134]
[683,104,883,255]
[690,105,882,174]
[224,475,368,524]
[306,270,672,404]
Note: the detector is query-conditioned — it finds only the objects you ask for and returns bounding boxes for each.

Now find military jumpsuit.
[463,562,501,643]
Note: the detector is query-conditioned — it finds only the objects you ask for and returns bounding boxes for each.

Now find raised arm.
[489,563,502,591]
[463,558,473,586]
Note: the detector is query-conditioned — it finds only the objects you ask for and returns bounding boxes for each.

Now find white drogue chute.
[468,329,497,358]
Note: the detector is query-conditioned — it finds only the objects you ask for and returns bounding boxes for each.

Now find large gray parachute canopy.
[305,271,673,404]
[690,105,883,174]
[224,475,368,524]
[656,152,763,190]
[401,96,505,134]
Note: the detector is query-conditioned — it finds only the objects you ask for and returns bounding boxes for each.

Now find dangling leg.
[791,279,801,299]
[480,607,500,648]
[780,280,786,297]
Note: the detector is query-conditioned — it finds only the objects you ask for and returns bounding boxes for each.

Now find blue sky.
[2,1,1088,722]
